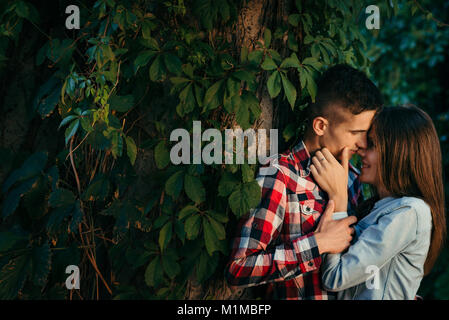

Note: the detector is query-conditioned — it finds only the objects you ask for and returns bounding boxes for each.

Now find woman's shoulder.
[385,196,432,227]
[394,196,430,212]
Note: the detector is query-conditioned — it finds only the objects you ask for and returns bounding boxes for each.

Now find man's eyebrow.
[350,129,368,133]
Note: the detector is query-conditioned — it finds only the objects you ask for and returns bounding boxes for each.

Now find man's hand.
[314,200,357,254]
[310,147,349,212]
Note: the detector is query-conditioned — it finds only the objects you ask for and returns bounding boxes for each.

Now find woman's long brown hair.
[368,105,446,275]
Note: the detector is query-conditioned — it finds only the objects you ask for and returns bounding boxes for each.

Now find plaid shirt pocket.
[299,199,324,234]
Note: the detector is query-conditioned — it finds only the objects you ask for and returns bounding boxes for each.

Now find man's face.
[319,105,377,160]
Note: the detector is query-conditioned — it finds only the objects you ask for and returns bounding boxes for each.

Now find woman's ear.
[312,116,329,136]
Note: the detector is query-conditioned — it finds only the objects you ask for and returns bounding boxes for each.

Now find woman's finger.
[315,150,327,164]
[310,163,321,176]
[311,156,323,171]
[322,148,338,165]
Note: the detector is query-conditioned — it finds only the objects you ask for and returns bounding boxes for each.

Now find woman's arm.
[321,204,418,291]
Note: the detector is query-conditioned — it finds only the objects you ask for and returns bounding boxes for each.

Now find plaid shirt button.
[308,262,314,267]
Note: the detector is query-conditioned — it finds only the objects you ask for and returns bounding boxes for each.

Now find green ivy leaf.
[248,50,263,65]
[134,50,157,71]
[280,73,297,109]
[263,28,272,47]
[206,216,226,240]
[178,205,199,220]
[204,80,224,107]
[228,181,261,217]
[242,91,261,118]
[144,257,164,288]
[289,13,301,26]
[2,177,37,218]
[261,57,277,71]
[235,102,250,130]
[218,171,239,197]
[196,251,218,283]
[267,71,281,98]
[82,176,110,201]
[164,53,182,75]
[159,221,172,252]
[2,151,47,193]
[280,53,301,69]
[302,57,322,71]
[184,174,205,204]
[31,243,51,286]
[33,76,62,118]
[232,70,255,83]
[149,55,166,81]
[58,115,78,130]
[203,218,220,255]
[165,170,184,199]
[154,141,170,169]
[207,210,228,223]
[306,73,317,102]
[125,136,137,165]
[161,251,180,279]
[69,200,83,234]
[64,119,80,145]
[283,123,296,142]
[48,188,76,208]
[0,254,30,299]
[241,164,255,183]
[184,214,201,240]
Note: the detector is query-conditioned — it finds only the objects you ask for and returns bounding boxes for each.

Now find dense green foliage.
[0,0,448,300]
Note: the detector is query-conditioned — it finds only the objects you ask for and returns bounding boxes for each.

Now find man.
[225,64,383,300]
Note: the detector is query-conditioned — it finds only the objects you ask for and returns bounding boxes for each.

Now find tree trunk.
[183,0,292,300]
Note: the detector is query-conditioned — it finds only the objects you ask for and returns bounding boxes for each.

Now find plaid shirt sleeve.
[225,163,322,288]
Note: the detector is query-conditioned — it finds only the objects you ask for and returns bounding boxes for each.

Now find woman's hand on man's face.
[310,147,349,212]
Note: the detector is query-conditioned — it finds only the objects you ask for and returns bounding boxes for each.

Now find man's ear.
[312,116,329,136]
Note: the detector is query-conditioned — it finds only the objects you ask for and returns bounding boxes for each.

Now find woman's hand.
[310,147,349,212]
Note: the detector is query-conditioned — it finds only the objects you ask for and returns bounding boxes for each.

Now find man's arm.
[225,165,322,288]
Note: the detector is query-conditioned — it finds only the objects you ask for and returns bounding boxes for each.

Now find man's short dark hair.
[309,64,383,123]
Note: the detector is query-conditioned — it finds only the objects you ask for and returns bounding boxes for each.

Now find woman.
[310,105,446,299]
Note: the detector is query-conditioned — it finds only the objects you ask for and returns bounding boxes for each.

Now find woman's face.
[359,132,379,186]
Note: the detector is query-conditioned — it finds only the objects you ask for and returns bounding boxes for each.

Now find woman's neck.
[377,186,392,199]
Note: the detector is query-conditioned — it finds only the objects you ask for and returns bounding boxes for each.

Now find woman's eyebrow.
[350,129,368,133]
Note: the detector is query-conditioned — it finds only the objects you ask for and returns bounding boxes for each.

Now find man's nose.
[357,135,368,150]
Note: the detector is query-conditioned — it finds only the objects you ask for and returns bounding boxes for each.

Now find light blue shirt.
[321,196,432,300]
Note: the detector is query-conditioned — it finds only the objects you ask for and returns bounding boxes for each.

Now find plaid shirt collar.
[291,140,312,178]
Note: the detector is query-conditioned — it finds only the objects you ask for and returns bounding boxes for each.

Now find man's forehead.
[332,106,376,128]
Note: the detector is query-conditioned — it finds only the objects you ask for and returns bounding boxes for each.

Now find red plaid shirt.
[225,140,361,300]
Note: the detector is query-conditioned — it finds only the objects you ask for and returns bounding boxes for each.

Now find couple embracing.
[225,64,446,300]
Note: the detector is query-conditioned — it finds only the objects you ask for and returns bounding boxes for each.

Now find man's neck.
[303,135,321,156]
